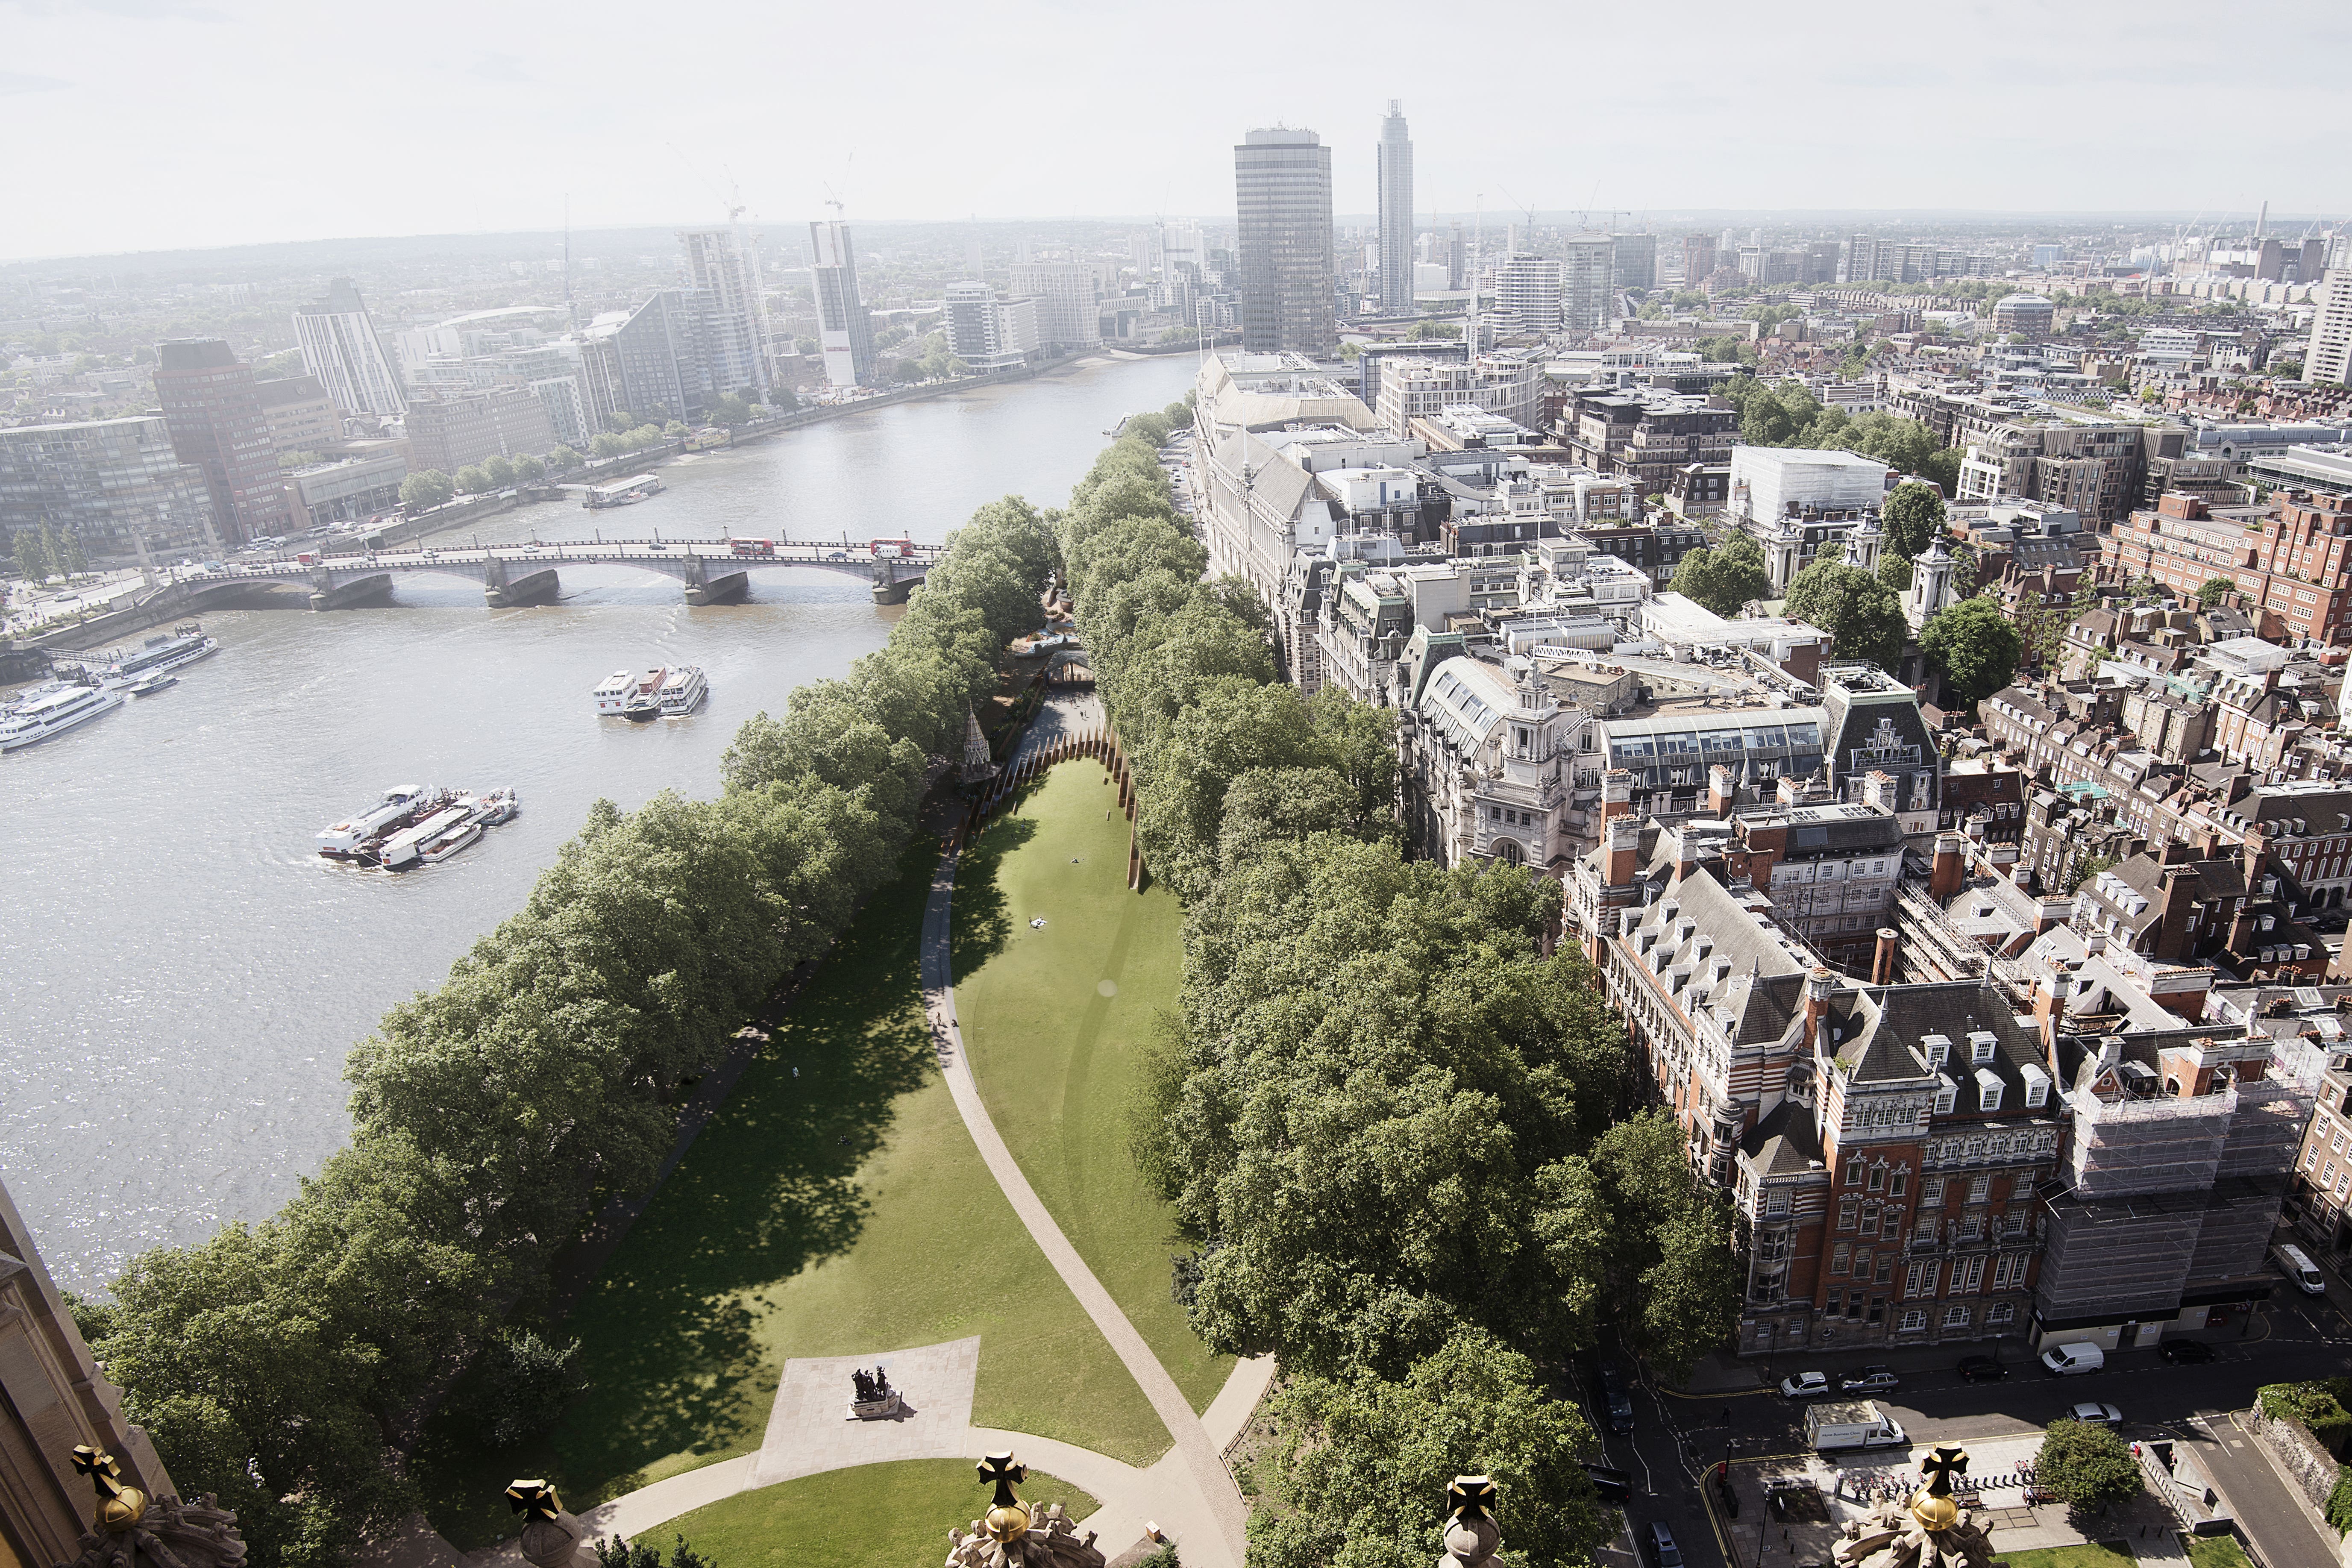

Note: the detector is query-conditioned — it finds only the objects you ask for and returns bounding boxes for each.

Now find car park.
[2158,1340,2215,1365]
[1841,1367,1900,1394]
[2067,1402,2123,1426]
[1779,1371,1833,1398]
[1956,1356,2009,1383]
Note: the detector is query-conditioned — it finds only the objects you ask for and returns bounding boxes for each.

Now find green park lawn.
[412,844,1169,1547]
[2180,1537,2253,1568]
[1994,1545,2136,1568]
[659,1459,1099,1568]
[952,761,1234,1413]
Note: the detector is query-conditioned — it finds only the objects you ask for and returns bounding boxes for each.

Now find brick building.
[402,386,558,477]
[1555,388,1738,499]
[2102,490,2352,642]
[152,338,296,547]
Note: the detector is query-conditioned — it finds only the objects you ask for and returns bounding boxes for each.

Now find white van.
[2041,1342,2106,1375]
[2273,1241,2328,1296]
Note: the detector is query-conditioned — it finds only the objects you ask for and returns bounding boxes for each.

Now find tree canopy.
[1880,482,1947,562]
[1715,378,1962,495]
[2033,1418,2142,1512]
[1921,596,2023,706]
[399,470,454,511]
[1782,559,1908,668]
[1667,531,1770,616]
[2197,576,2235,608]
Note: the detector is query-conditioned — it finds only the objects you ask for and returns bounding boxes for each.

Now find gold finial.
[505,1480,565,1522]
[1910,1444,1968,1532]
[977,1452,1031,1545]
[72,1445,147,1533]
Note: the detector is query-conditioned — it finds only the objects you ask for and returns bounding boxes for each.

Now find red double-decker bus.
[731,537,776,558]
[869,537,915,559]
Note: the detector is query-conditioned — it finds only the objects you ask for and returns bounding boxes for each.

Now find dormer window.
[1969,1031,1998,1064]
[1935,1075,1959,1116]
[1924,1034,1952,1067]
[2022,1062,2052,1110]
[1976,1067,2004,1113]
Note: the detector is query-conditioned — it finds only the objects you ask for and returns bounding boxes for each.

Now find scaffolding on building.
[2064,1083,2232,1198]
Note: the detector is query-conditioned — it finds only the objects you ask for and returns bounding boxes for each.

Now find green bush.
[2262,1381,2352,1457]
[2327,1466,2352,1536]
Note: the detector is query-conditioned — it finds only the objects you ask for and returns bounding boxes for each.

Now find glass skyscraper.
[1377,102,1414,318]
[1234,128,1335,355]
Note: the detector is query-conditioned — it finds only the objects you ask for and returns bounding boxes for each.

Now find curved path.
[918,690,1262,1566]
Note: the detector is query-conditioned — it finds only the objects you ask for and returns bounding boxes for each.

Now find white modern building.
[943,282,1041,372]
[293,278,406,417]
[809,220,876,388]
[1562,235,1615,334]
[1492,255,1563,334]
[2308,269,2352,386]
[1729,447,1891,527]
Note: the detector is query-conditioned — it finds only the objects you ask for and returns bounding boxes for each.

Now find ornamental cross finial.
[71,1448,124,1497]
[1920,1445,1969,1498]
[1447,1477,1498,1522]
[978,1452,1028,1510]
[505,1480,564,1522]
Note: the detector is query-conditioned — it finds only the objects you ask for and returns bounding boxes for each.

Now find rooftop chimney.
[1931,832,1968,901]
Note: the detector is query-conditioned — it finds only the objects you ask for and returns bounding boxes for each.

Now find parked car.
[2273,1240,2328,1295]
[1841,1367,1900,1394]
[648,541,669,551]
[1646,1523,1683,1568]
[1779,1371,1833,1399]
[2041,1342,2105,1375]
[2158,1340,2215,1365]
[1956,1356,2009,1383]
[1583,1463,1632,1505]
[2066,1402,2124,1426]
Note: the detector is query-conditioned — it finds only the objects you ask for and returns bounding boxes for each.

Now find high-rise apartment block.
[587,290,715,426]
[2306,269,2352,385]
[678,227,770,397]
[252,375,340,458]
[1562,234,1615,334]
[1234,127,1336,355]
[293,277,407,417]
[1683,232,1718,285]
[1611,233,1658,293]
[809,220,877,388]
[1376,101,1413,317]
[0,418,219,558]
[1006,262,1106,351]
[943,282,1041,371]
[1492,254,1563,334]
[152,338,296,547]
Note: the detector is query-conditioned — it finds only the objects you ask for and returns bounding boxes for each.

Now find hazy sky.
[4,0,2345,261]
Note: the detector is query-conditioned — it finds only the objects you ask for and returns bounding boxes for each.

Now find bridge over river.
[187,537,950,610]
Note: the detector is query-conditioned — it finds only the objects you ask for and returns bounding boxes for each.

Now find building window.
[1987,1303,2015,1326]
[1957,1255,1988,1292]
[1923,1177,1946,1205]
[1861,1205,1881,1237]
[1979,1082,2003,1113]
[1868,1165,1885,1193]
[1943,1304,1972,1329]
[2311,1147,2325,1172]
[1888,1169,1908,1197]
[1839,1199,1858,1231]
[1899,1309,1928,1332]
[1968,1173,1991,1203]
[1832,1243,1852,1276]
[1846,1162,1865,1186]
[1825,1290,1844,1317]
[1874,1254,1894,1284]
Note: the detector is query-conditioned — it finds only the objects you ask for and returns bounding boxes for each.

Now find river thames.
[0,351,1197,1291]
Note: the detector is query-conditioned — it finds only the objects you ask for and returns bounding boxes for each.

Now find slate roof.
[1621,868,1812,1046]
[1823,979,2044,1100]
[1741,1099,1825,1176]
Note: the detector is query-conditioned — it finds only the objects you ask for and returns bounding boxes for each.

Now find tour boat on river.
[317,785,448,860]
[103,625,217,685]
[656,665,707,715]
[0,683,124,752]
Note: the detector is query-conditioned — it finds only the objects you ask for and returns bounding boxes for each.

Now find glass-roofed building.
[1597,709,1832,822]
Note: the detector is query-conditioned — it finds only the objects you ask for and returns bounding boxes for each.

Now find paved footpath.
[920,690,1262,1567]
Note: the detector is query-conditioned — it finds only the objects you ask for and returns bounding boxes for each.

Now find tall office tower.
[1683,232,1718,285]
[1562,234,1615,332]
[612,289,716,423]
[152,339,294,548]
[1611,233,1658,292]
[292,277,406,417]
[2308,270,2352,385]
[1234,127,1336,355]
[1450,222,1466,289]
[1492,254,1563,333]
[1376,100,1414,317]
[678,227,770,397]
[0,418,219,558]
[809,219,877,388]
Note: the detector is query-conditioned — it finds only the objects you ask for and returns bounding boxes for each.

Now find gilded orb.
[984,1501,1032,1544]
[1909,1488,1960,1533]
[99,1485,148,1533]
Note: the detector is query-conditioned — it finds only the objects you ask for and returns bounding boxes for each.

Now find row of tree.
[1713,375,1964,495]
[1052,436,1742,1566]
[11,522,88,584]
[73,495,1063,1568]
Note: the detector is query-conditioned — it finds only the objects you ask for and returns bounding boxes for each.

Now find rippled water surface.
[0,353,1197,1289]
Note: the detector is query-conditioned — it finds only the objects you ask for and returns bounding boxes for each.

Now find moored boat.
[103,625,217,686]
[127,673,179,696]
[656,665,707,715]
[317,785,443,860]
[375,805,475,870]
[0,683,126,752]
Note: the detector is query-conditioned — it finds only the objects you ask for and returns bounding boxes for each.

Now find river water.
[0,352,1197,1292]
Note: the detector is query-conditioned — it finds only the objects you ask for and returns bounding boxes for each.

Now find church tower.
[1906,536,1957,631]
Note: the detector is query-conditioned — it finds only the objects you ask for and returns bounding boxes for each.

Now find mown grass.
[953,761,1233,1413]
[1994,1544,2136,1568]
[657,1459,1099,1568]
[413,844,1168,1547]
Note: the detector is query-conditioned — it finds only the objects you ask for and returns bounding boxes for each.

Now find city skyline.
[3,0,2348,260]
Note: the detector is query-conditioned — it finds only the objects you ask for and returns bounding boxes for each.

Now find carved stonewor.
[506,1478,587,1568]
[847,1365,905,1421]
[1439,1476,1501,1568]
[1833,1444,1997,1568]
[944,1452,1102,1568]
[52,1447,248,1568]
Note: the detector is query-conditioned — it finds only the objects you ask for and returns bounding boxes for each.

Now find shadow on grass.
[951,812,1037,973]
[410,844,944,1546]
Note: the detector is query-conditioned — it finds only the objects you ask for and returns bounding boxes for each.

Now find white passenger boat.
[591,669,637,715]
[656,665,707,715]
[418,816,483,865]
[464,786,520,825]
[103,625,217,685]
[317,784,441,860]
[0,683,123,751]
[376,805,475,871]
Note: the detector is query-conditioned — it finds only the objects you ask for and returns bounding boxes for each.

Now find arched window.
[1494,837,1526,866]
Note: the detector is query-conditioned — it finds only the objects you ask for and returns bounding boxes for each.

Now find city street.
[1572,1280,2352,1568]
